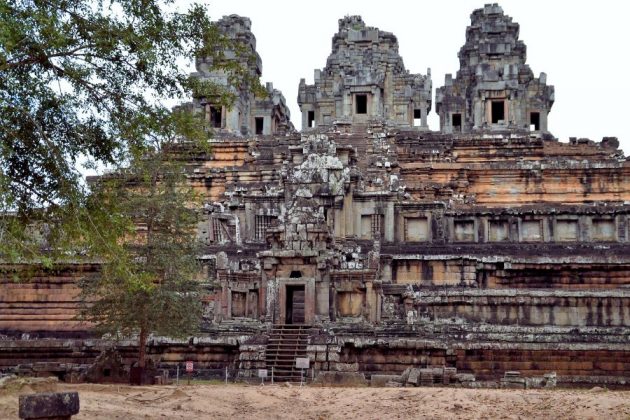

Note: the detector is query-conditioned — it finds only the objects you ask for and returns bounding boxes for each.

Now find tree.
[79,109,208,372]
[0,0,257,259]
[0,0,261,375]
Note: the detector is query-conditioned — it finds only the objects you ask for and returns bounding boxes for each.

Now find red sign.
[185,361,194,373]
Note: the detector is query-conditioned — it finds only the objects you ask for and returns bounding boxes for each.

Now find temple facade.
[2,5,630,386]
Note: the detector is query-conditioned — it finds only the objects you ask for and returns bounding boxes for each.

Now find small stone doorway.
[285,285,305,324]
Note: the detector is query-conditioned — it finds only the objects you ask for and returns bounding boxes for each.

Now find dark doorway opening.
[255,117,264,134]
[530,112,540,131]
[355,94,367,114]
[307,111,315,128]
[491,101,504,124]
[452,113,462,131]
[210,106,222,128]
[285,285,305,324]
[413,109,422,126]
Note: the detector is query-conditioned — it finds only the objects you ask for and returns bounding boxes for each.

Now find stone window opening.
[556,219,578,241]
[289,270,302,278]
[355,94,368,114]
[209,106,222,128]
[491,100,505,124]
[207,258,216,280]
[336,291,365,317]
[372,214,383,240]
[254,215,274,241]
[592,219,616,241]
[360,214,383,239]
[307,111,315,128]
[211,218,223,243]
[452,113,462,131]
[488,220,509,242]
[231,291,247,317]
[413,109,422,126]
[255,117,264,135]
[521,220,543,242]
[530,111,540,131]
[404,217,429,242]
[454,220,475,242]
[360,215,372,239]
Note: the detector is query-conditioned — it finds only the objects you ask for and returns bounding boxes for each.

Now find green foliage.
[0,1,263,359]
[79,108,207,347]
[0,0,261,260]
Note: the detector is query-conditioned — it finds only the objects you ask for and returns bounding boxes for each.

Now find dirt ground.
[1,377,629,419]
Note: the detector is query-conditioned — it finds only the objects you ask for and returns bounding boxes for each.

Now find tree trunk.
[138,327,147,368]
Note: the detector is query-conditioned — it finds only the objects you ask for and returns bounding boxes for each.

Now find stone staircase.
[265,325,311,382]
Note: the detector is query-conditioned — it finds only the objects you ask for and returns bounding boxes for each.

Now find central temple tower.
[298,16,432,129]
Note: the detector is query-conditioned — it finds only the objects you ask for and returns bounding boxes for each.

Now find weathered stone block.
[19,392,80,419]
[307,345,327,353]
[314,371,367,386]
[406,368,421,386]
[334,362,359,372]
[370,374,402,387]
[456,373,476,383]
[385,380,402,387]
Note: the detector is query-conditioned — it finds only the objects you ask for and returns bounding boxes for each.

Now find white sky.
[188,0,630,153]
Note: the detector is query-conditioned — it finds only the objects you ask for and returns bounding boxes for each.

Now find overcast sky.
[189,0,630,153]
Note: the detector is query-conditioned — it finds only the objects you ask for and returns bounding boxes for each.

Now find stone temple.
[2,5,630,387]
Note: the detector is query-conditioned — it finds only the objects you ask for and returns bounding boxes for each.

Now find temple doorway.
[285,285,305,324]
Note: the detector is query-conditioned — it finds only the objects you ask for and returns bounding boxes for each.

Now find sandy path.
[1,382,629,419]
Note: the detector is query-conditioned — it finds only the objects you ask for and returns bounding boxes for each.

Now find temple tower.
[190,15,293,136]
[298,16,432,129]
[436,4,554,134]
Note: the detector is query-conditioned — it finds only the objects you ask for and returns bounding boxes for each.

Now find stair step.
[267,343,307,347]
[267,348,307,351]
[267,347,307,350]
[269,337,308,340]
[268,338,307,341]
[267,355,302,359]
[267,349,307,352]
[268,336,307,340]
[266,352,306,357]
[267,354,306,358]
[267,347,306,350]
[264,324,312,380]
